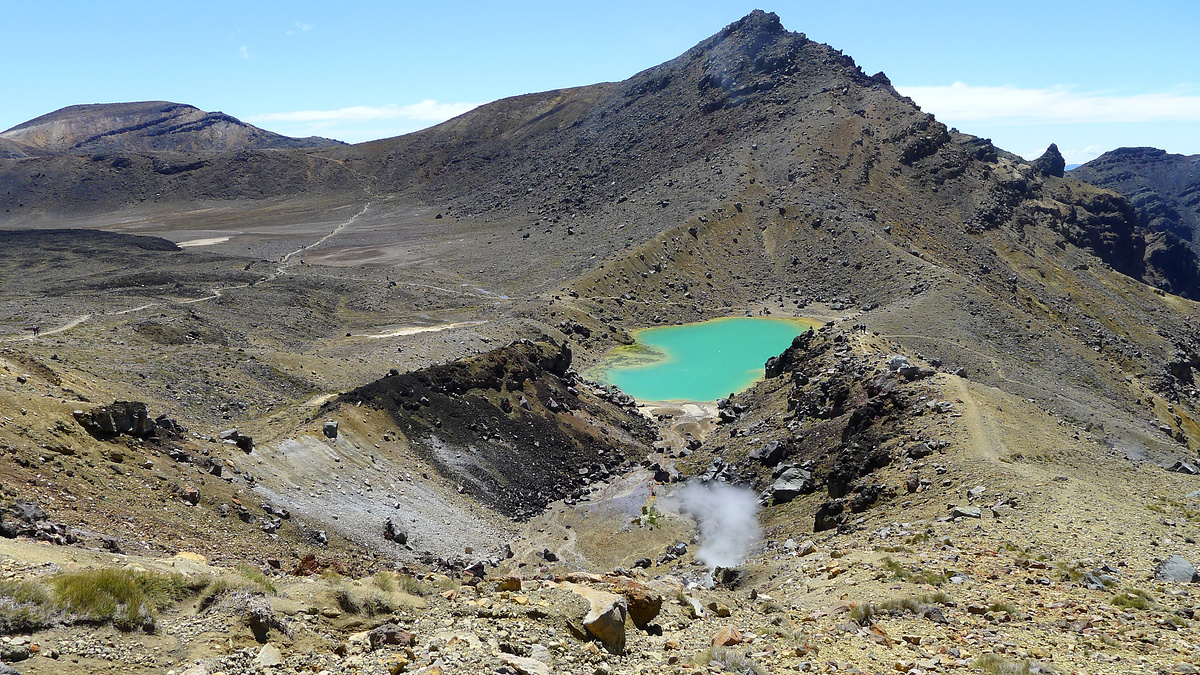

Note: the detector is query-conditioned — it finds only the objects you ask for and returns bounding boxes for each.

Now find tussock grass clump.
[974,653,1063,674]
[849,602,875,626]
[852,592,953,626]
[235,564,277,594]
[372,571,432,597]
[52,568,207,632]
[1055,561,1087,583]
[332,580,424,617]
[881,557,947,586]
[691,646,766,674]
[1110,588,1154,610]
[0,579,56,634]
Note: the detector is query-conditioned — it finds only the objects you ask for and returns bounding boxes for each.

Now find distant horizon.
[3,2,1198,164]
[7,94,1196,167]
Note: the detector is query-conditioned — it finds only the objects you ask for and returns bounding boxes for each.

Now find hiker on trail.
[30,325,39,336]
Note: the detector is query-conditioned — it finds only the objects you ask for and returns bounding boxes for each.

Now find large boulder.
[610,578,663,628]
[553,582,628,654]
[749,440,788,467]
[384,518,408,545]
[73,401,156,438]
[368,624,416,650]
[771,467,813,503]
[1155,555,1200,583]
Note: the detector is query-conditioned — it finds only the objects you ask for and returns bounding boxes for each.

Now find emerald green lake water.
[590,317,817,402]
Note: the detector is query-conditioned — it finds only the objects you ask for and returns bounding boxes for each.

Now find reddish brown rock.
[712,625,743,647]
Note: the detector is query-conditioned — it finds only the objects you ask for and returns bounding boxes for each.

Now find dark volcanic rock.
[1031,143,1066,178]
[1073,147,1200,253]
[73,401,157,439]
[332,339,655,520]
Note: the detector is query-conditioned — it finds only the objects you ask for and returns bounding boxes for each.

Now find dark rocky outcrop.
[1031,143,1066,178]
[1072,147,1200,254]
[333,339,655,519]
[0,501,84,546]
[73,401,157,438]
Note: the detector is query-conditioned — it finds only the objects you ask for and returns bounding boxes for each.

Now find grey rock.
[749,440,788,466]
[950,505,982,519]
[1155,554,1200,583]
[322,420,339,438]
[1169,461,1198,475]
[771,467,813,503]
[530,644,553,663]
[384,517,408,545]
[368,624,416,650]
[1031,143,1066,178]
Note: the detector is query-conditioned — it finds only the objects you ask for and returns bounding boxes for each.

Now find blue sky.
[3,1,1198,164]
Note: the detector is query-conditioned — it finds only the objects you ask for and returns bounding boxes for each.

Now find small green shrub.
[855,592,952,626]
[849,602,875,626]
[397,575,432,597]
[371,571,397,593]
[235,564,277,594]
[331,582,422,617]
[1055,561,1086,583]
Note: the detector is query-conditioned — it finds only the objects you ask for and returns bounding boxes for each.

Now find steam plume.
[675,480,762,569]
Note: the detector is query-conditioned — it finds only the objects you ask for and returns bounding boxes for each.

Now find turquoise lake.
[591,317,817,402]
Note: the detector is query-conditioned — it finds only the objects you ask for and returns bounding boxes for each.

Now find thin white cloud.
[250,101,481,124]
[896,82,1200,123]
[1057,145,1107,165]
[286,22,312,35]
[238,45,252,60]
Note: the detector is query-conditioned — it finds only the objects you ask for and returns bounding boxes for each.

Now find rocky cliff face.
[1072,147,1200,253]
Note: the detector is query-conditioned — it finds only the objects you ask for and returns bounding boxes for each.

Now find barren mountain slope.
[4,11,1200,675]
[0,101,342,154]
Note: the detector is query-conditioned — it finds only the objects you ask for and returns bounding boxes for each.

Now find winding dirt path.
[945,376,1039,483]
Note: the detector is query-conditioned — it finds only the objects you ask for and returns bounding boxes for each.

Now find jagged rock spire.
[1032,143,1066,178]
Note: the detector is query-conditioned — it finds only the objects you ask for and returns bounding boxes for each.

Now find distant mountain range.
[0,101,342,158]
[2,10,1199,304]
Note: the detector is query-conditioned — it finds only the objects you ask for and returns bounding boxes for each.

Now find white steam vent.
[675,480,762,569]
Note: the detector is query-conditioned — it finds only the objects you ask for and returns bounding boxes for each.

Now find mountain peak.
[0,100,343,154]
[724,9,785,36]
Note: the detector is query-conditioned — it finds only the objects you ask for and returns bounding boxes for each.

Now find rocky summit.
[3,9,1200,675]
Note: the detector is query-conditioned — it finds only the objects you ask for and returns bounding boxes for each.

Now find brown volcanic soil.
[2,9,1200,675]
